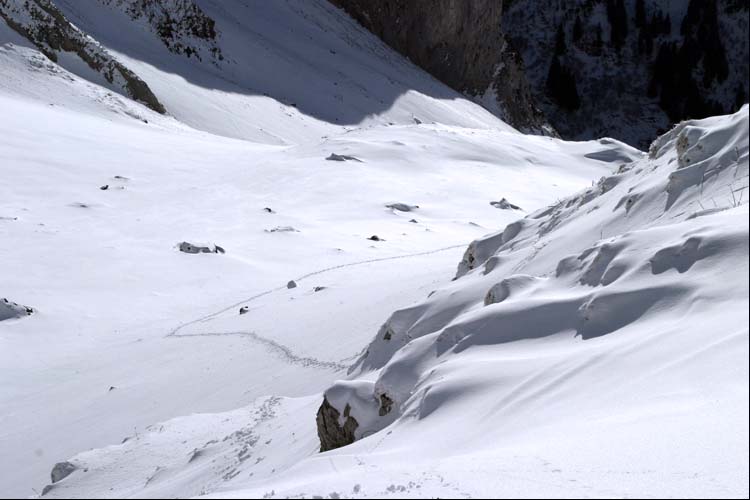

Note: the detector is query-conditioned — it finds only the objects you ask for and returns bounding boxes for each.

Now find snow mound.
[39,396,320,499]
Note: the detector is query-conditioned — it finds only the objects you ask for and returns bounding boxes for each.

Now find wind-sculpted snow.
[1,1,746,493]
[313,107,749,497]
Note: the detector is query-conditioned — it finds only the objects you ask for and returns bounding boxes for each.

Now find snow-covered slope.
[45,0,509,145]
[28,92,748,498]
[0,0,166,113]
[2,1,747,498]
[0,5,647,496]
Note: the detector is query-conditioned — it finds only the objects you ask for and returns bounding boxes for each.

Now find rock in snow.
[0,0,746,498]
[50,461,77,484]
[325,153,363,162]
[178,242,225,254]
[0,298,34,321]
[316,397,358,452]
[265,226,299,233]
[489,197,522,210]
[385,202,419,212]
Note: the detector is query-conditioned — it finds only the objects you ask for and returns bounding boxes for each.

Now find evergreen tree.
[638,29,653,55]
[593,24,603,51]
[607,0,628,51]
[554,23,567,55]
[573,16,583,45]
[735,85,747,110]
[635,0,646,28]
[546,57,580,111]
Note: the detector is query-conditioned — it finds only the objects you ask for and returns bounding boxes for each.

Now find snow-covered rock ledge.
[0,0,165,113]
[317,106,750,464]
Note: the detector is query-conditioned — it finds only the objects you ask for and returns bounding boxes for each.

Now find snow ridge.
[0,0,165,112]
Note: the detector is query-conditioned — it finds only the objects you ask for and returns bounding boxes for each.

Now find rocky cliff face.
[329,0,749,148]
[99,0,224,63]
[0,0,165,113]
[503,0,749,148]
[328,0,555,136]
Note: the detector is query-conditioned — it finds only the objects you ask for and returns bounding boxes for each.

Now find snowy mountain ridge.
[0,0,165,113]
[0,1,748,498]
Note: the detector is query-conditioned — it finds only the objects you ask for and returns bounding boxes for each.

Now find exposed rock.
[316,397,359,452]
[100,184,109,191]
[0,297,34,321]
[502,0,749,147]
[328,0,554,135]
[50,461,77,483]
[330,0,748,146]
[99,0,224,63]
[490,197,522,210]
[287,280,298,289]
[313,286,327,292]
[178,241,225,254]
[265,226,299,233]
[378,393,394,416]
[386,202,419,212]
[367,235,383,241]
[326,153,363,162]
[0,0,166,114]
[239,306,249,315]
[263,207,276,213]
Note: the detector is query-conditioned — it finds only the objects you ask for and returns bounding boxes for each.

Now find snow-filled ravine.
[1,1,748,498]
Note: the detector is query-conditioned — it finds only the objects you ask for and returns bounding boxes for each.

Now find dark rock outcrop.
[50,461,77,483]
[378,393,394,416]
[99,0,224,63]
[502,0,749,148]
[178,242,225,254]
[0,0,165,114]
[329,0,748,147]
[328,0,554,135]
[0,297,34,321]
[316,397,359,452]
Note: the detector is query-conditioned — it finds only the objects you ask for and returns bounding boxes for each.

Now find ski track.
[166,244,466,371]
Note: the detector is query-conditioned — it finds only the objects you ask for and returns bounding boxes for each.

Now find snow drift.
[313,106,750,496]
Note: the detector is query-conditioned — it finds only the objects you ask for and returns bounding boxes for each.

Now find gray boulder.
[316,397,358,452]
[178,242,225,254]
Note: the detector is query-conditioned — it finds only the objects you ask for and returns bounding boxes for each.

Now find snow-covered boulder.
[0,298,34,321]
[178,241,225,254]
